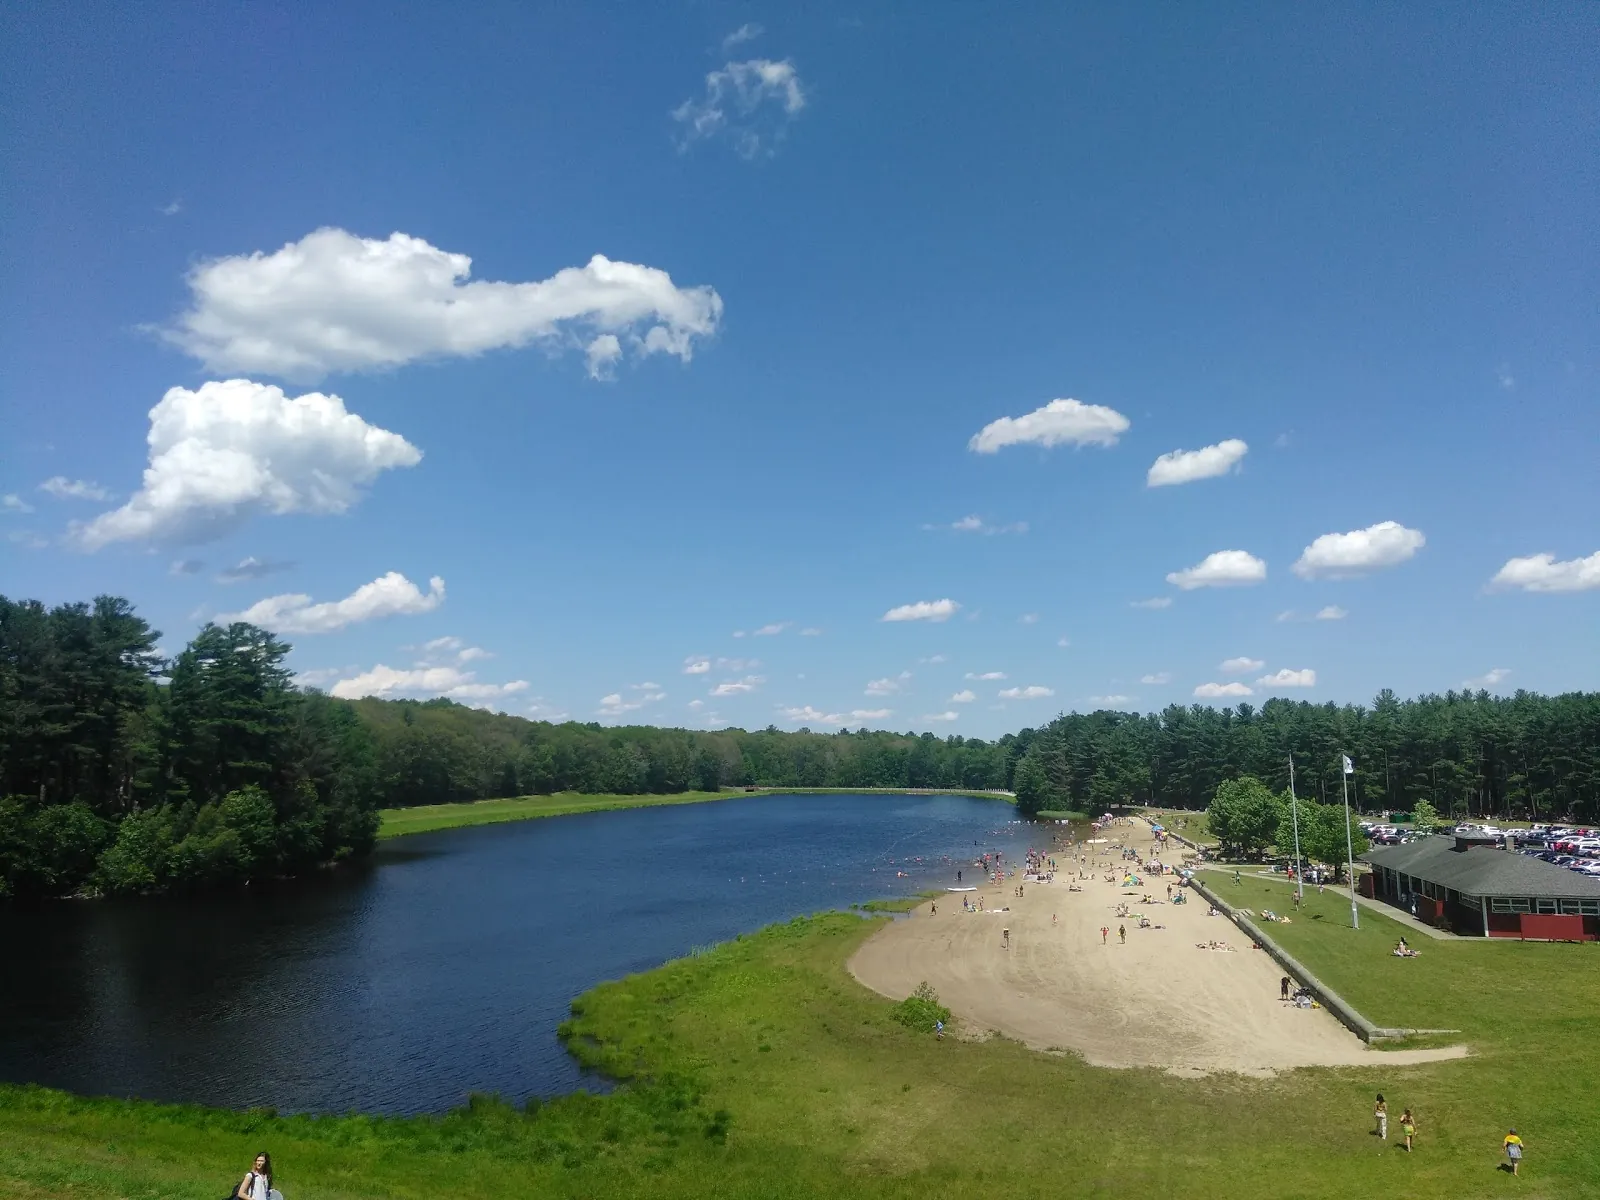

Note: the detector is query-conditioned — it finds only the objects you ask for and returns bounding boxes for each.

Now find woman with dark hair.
[236,1152,278,1200]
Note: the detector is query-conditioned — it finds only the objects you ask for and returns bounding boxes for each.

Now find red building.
[1360,834,1600,940]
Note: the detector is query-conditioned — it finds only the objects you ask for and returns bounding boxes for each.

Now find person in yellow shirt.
[1503,1129,1523,1175]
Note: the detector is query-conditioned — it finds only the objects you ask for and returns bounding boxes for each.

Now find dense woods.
[3,591,1597,899]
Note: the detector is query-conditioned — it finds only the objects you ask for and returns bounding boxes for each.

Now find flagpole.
[1289,754,1304,904]
[1342,752,1360,930]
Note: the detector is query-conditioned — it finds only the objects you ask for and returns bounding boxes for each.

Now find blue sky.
[3,2,1597,737]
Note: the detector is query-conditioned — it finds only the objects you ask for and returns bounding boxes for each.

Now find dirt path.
[848,823,1467,1076]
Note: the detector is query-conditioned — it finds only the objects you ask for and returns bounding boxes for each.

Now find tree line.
[4,591,1596,898]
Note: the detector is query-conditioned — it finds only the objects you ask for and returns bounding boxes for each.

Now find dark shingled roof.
[1360,836,1600,899]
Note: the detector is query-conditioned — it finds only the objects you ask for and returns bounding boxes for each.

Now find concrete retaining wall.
[1187,876,1420,1043]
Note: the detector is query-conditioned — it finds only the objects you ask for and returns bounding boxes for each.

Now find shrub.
[892,981,950,1033]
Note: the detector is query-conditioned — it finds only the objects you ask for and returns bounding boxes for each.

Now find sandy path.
[849,822,1467,1076]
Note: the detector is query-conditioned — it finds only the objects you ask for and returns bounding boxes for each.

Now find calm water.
[0,793,1032,1115]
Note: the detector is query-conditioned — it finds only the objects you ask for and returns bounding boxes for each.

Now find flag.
[1341,754,1354,776]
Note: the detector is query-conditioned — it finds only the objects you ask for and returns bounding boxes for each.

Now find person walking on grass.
[1504,1129,1524,1175]
[236,1153,278,1200]
[1400,1108,1417,1151]
[1374,1094,1388,1141]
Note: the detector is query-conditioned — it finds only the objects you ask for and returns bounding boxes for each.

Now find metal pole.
[1342,754,1360,929]
[1289,755,1303,904]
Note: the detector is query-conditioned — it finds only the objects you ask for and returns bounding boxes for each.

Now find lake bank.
[378,787,1016,839]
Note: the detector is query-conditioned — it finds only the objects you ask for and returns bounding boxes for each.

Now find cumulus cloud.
[71,380,420,549]
[1166,550,1267,590]
[924,711,960,722]
[416,636,490,666]
[683,657,712,674]
[1463,667,1512,690]
[674,59,806,158]
[40,476,113,501]
[1256,668,1316,688]
[216,555,294,584]
[598,685,668,718]
[1220,656,1265,674]
[1292,521,1424,579]
[721,22,763,50]
[998,685,1054,700]
[219,571,444,634]
[1146,439,1248,487]
[1019,613,1040,625]
[330,664,528,706]
[1088,695,1133,707]
[949,689,976,703]
[585,334,622,380]
[158,228,723,381]
[965,671,1006,681]
[1130,597,1173,610]
[752,622,791,636]
[1194,682,1252,698]
[1316,605,1348,620]
[1140,672,1172,685]
[882,598,960,623]
[968,398,1130,453]
[2,493,34,513]
[926,515,1028,535]
[1489,551,1600,593]
[710,675,764,696]
[780,705,892,726]
[865,677,903,696]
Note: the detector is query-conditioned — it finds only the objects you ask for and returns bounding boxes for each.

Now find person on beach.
[1374,1095,1387,1140]
[1400,1108,1417,1151]
[236,1153,276,1200]
[1280,975,1291,1001]
[1101,925,1109,944]
[1504,1129,1523,1175]
[930,903,937,915]
[935,1018,945,1041]
[1118,924,1126,943]
[1002,928,1010,948]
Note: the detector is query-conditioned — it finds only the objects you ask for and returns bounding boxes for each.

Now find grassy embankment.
[4,874,1597,1200]
[378,788,1016,839]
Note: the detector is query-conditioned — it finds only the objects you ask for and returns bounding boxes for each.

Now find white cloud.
[40,476,113,501]
[1056,636,1070,648]
[598,686,667,718]
[998,685,1054,700]
[799,627,823,636]
[220,572,444,634]
[865,677,903,696]
[330,664,528,705]
[780,705,892,726]
[752,622,790,636]
[585,334,622,380]
[924,711,960,722]
[1220,656,1265,674]
[1146,439,1248,487]
[949,689,976,703]
[292,667,346,688]
[2,493,35,513]
[1166,550,1267,590]
[1257,668,1317,688]
[1463,667,1512,690]
[71,380,420,549]
[1496,365,1515,390]
[1489,551,1600,594]
[159,199,183,217]
[1194,682,1253,698]
[1130,597,1173,610]
[1292,521,1425,579]
[1316,605,1348,620]
[919,654,946,664]
[683,657,712,674]
[927,515,1028,535]
[968,398,1130,454]
[216,555,293,584]
[159,228,723,381]
[731,629,746,638]
[416,636,490,666]
[882,598,960,623]
[688,699,705,710]
[710,675,764,696]
[674,59,806,158]
[1088,695,1133,707]
[718,656,760,671]
[721,22,763,50]
[1140,672,1172,685]
[965,671,1006,681]
[1019,612,1039,625]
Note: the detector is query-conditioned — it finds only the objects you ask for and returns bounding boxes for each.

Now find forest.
[3,591,1597,898]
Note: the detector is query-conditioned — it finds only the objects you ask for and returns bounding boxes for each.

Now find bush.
[892,981,950,1033]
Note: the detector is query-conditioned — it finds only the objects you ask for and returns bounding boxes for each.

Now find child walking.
[1374,1094,1387,1140]
[1400,1108,1417,1151]
[1504,1129,1524,1176]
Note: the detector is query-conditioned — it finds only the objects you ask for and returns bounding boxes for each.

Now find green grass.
[1034,808,1090,821]
[4,885,1596,1198]
[852,890,943,913]
[377,791,735,838]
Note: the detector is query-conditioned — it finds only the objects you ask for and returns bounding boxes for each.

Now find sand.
[848,820,1467,1077]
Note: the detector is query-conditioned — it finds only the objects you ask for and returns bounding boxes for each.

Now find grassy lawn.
[377,791,736,838]
[4,883,1596,1199]
[1144,806,1214,844]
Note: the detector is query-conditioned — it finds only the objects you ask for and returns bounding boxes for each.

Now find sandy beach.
[849,819,1467,1076]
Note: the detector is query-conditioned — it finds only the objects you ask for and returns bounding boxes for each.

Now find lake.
[0,792,1033,1115]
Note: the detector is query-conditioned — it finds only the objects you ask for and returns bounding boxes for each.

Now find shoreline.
[378,787,1017,839]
